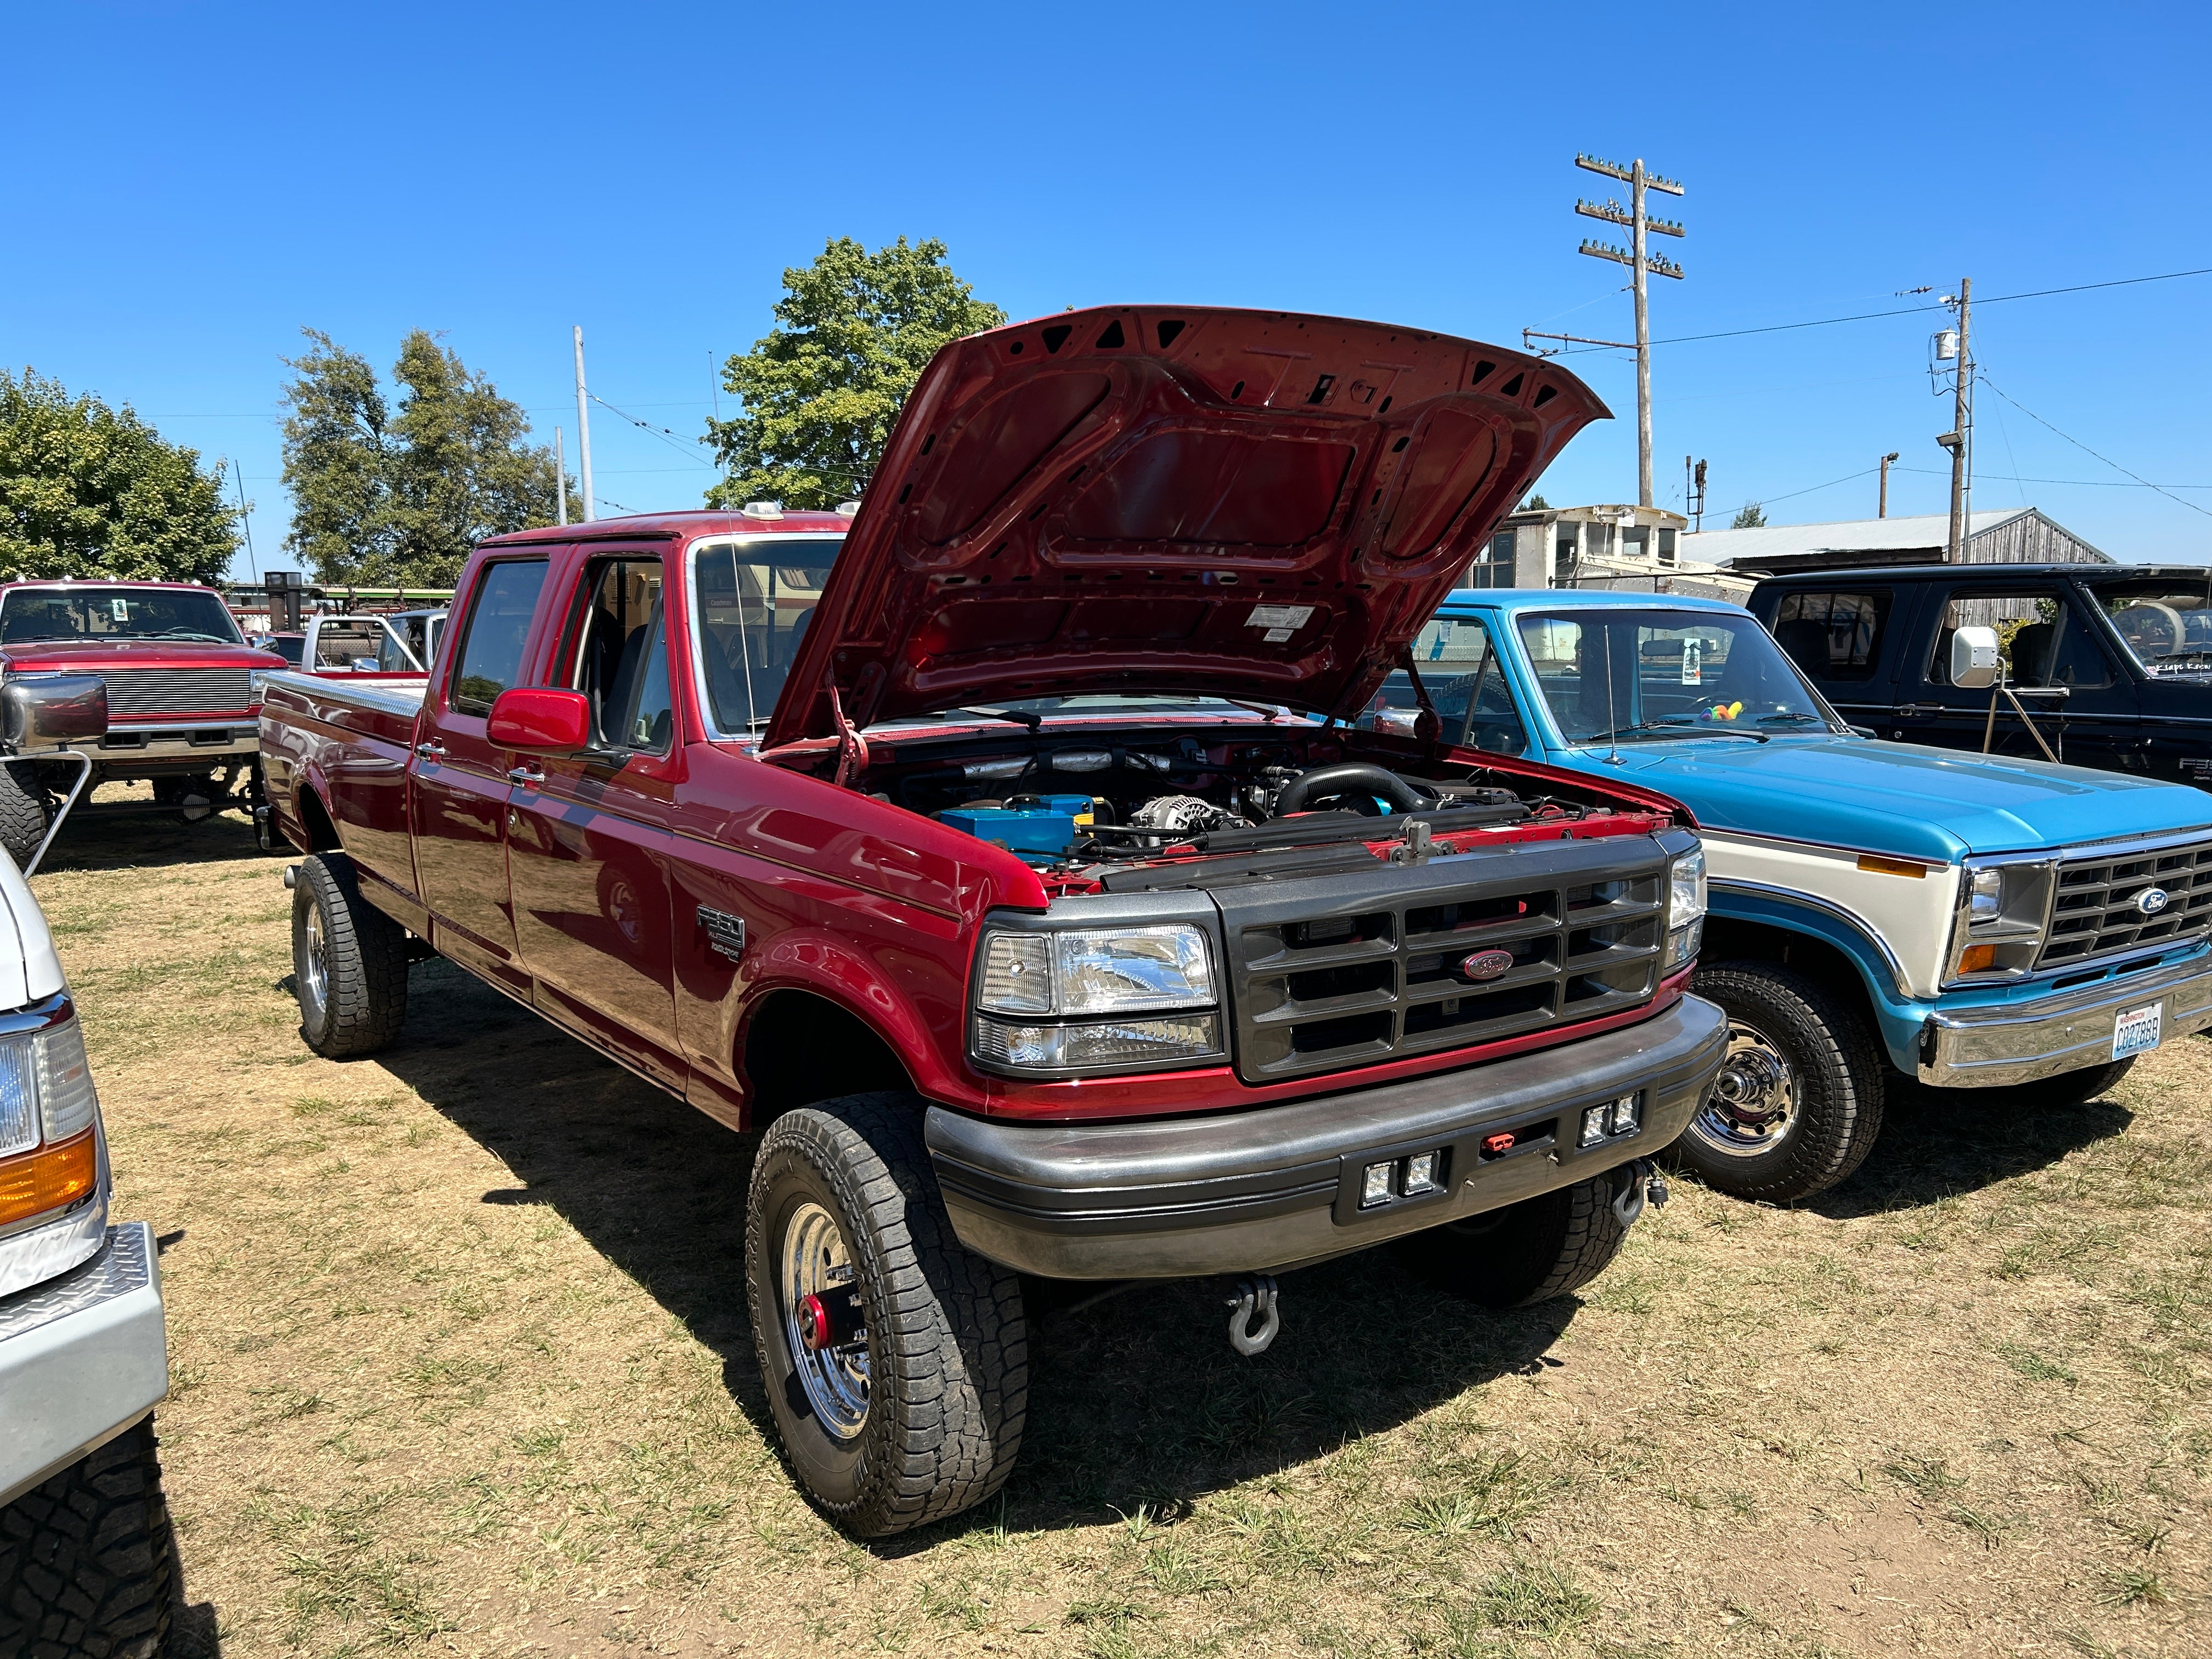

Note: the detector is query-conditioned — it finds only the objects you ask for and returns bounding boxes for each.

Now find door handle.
[506,765,544,787]
[414,740,445,761]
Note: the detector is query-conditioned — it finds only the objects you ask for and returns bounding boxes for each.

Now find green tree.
[280,329,571,586]
[706,236,1006,511]
[1731,502,1767,529]
[0,369,240,584]
[1520,493,1550,512]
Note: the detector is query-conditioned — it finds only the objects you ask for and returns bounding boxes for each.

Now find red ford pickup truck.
[0,580,285,865]
[258,306,1729,1537]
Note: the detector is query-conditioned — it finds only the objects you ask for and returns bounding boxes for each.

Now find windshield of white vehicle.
[1516,608,1835,744]
[2097,585,2212,676]
[690,535,843,732]
[0,586,244,645]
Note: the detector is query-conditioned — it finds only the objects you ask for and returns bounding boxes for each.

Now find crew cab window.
[1770,590,1892,681]
[571,559,673,753]
[448,560,549,716]
[1926,593,2112,691]
[1369,616,1527,753]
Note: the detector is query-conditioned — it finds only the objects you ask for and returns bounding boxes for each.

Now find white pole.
[554,426,568,526]
[572,326,596,523]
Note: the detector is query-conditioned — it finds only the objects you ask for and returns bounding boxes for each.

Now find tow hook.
[1611,1158,1670,1228]
[1225,1273,1280,1356]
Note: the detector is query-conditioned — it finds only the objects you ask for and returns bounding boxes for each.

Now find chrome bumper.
[1918,955,2212,1087]
[0,1223,168,1509]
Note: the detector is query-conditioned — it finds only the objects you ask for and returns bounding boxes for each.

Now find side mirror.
[487,687,592,754]
[1950,626,2001,690]
[1,675,108,751]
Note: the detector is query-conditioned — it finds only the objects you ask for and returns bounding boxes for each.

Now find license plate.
[2113,1001,2163,1060]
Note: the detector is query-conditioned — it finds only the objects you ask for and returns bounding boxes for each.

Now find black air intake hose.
[1270,762,1435,817]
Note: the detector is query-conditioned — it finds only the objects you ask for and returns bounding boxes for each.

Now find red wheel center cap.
[797,1293,833,1352]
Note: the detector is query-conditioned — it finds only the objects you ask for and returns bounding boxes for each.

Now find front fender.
[1709,883,1932,1071]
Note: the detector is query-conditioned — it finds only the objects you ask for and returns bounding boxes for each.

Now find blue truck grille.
[2040,835,2212,969]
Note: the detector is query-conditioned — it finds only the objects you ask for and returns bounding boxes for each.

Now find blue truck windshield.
[1516,609,1833,744]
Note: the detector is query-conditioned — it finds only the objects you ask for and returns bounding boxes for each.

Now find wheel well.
[298,786,341,852]
[1701,916,1868,1008]
[743,990,915,1120]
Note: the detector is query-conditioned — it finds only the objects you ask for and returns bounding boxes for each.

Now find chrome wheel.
[1691,1018,1798,1158]
[781,1201,869,1439]
[301,898,330,1017]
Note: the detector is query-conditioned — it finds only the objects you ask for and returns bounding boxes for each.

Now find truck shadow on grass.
[1808,1079,2134,1219]
[374,960,1586,1547]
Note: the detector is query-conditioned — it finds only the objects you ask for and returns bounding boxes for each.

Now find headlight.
[972,922,1224,1074]
[1665,847,1707,970]
[0,1008,101,1231]
[249,669,270,701]
[1944,856,2055,982]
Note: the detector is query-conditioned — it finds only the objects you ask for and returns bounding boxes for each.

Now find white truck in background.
[0,850,172,1657]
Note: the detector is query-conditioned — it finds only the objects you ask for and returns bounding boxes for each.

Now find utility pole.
[1878,451,1899,518]
[1549,153,1685,509]
[1684,456,1707,533]
[572,326,596,524]
[555,426,568,527]
[1937,279,1972,560]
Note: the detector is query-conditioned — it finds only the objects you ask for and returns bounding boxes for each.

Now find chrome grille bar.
[2039,834,2212,970]
[88,669,255,719]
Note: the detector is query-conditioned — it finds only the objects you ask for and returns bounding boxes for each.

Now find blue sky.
[8,1,2209,578]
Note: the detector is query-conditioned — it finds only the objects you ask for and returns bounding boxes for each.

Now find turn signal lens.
[0,1132,96,1229]
[1957,944,1998,974]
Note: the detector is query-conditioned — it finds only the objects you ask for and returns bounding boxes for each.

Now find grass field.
[37,796,2211,1657]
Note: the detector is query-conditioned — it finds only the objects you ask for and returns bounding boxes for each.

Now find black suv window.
[1770,590,1892,681]
[1926,592,2113,691]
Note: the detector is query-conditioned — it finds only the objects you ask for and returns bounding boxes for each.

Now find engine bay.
[775,723,1675,897]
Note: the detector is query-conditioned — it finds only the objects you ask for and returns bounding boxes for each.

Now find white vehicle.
[0,851,171,1656]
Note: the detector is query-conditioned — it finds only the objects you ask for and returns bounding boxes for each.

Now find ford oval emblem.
[1459,949,1515,982]
[2138,887,2171,916]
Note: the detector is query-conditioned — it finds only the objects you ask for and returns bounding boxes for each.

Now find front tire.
[292,853,408,1058]
[0,1417,174,1659]
[1677,960,1886,1203]
[745,1094,1027,1538]
[1403,1174,1630,1307]
[0,762,53,872]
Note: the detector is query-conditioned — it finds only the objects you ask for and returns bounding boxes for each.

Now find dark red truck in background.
[257,306,1728,1536]
[0,580,284,866]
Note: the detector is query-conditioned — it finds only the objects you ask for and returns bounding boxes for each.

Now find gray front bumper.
[0,1223,168,1509]
[1919,953,2212,1087]
[927,994,1730,1279]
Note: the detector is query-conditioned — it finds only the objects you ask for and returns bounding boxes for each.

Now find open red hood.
[764,306,1604,748]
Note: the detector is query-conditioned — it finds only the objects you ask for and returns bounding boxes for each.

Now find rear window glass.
[449,560,549,716]
[1770,590,1892,682]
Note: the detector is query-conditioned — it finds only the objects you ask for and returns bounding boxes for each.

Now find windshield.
[0,586,244,645]
[1516,608,1835,744]
[2096,585,2212,676]
[690,535,843,732]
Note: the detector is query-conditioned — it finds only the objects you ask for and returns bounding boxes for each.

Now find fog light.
[1580,1106,1609,1148]
[1610,1094,1641,1135]
[1404,1152,1437,1195]
[1361,1162,1394,1207]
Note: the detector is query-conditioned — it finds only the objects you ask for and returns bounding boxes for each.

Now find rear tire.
[746,1093,1027,1538]
[1404,1174,1630,1308]
[1675,960,1886,1203]
[0,762,53,872]
[0,1416,174,1659]
[292,853,408,1058]
[2006,1057,2135,1110]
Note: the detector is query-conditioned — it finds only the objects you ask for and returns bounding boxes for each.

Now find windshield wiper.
[947,705,1044,730]
[1583,719,1768,745]
[1755,712,1827,726]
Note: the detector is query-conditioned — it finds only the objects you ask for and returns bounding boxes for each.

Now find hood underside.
[764,306,1605,748]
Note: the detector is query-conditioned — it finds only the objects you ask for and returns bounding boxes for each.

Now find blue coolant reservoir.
[938,805,1079,859]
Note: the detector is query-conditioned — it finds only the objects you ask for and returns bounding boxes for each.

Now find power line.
[1976,373,2212,520]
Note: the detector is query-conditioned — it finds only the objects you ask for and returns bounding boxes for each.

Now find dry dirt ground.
[32,794,2211,1658]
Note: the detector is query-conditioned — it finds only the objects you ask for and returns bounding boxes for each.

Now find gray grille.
[1217,838,1669,1084]
[2040,835,2212,969]
[95,668,255,719]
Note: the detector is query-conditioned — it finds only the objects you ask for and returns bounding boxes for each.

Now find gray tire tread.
[0,1417,174,1659]
[0,764,51,872]
[295,853,408,1058]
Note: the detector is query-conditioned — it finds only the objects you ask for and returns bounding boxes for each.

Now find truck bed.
[257,669,428,919]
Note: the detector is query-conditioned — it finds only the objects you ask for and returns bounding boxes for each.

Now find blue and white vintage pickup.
[1372,588,2212,1201]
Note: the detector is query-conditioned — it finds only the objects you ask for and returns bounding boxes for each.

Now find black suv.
[1747,562,2212,786]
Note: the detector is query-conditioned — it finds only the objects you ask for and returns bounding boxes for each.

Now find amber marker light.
[1956,944,1999,975]
[0,1131,97,1229]
[1857,855,1927,878]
